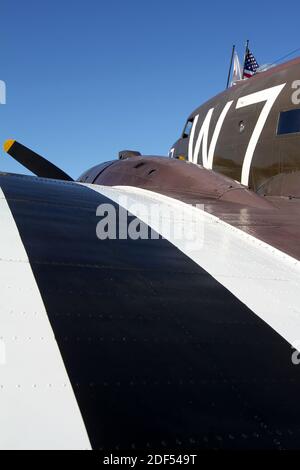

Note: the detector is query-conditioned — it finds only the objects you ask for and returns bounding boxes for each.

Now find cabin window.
[277,109,300,135]
[182,119,194,138]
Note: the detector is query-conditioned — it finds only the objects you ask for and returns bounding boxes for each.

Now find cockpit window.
[277,109,300,135]
[182,119,194,138]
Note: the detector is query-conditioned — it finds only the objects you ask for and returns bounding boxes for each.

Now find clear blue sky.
[0,0,299,178]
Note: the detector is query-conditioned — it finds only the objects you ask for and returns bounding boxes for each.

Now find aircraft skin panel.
[0,187,91,450]
[87,184,300,351]
[86,155,300,262]
[1,173,300,449]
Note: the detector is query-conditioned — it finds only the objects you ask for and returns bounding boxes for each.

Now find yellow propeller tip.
[3,139,15,153]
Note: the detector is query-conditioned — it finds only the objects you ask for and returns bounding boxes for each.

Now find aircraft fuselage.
[171,57,300,191]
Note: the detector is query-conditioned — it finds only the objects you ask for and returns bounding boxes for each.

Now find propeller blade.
[3,140,74,181]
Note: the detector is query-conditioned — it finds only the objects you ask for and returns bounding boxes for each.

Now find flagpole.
[242,39,249,79]
[226,45,235,89]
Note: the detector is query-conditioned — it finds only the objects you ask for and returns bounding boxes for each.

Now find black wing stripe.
[1,173,300,450]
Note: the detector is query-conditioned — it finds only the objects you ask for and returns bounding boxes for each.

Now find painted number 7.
[236,83,286,186]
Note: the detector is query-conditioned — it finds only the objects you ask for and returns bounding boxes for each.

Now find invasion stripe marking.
[0,187,91,450]
[3,174,300,449]
[84,183,300,351]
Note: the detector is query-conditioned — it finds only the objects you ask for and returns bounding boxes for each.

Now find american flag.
[243,49,259,78]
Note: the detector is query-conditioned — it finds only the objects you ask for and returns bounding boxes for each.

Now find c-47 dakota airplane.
[1,52,300,450]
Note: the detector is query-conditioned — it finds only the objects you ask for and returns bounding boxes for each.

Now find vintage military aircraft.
[1,56,300,450]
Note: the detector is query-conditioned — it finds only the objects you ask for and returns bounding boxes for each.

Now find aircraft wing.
[1,171,300,450]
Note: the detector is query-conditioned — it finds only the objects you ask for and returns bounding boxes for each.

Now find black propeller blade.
[3,140,74,181]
